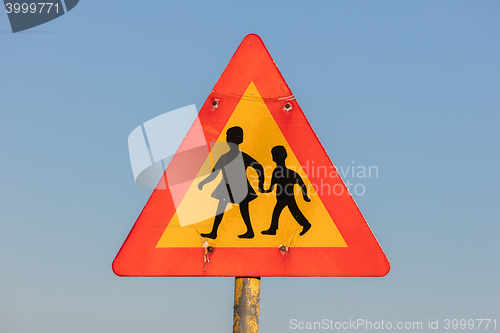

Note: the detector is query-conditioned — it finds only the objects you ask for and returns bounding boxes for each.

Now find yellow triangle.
[156,82,347,248]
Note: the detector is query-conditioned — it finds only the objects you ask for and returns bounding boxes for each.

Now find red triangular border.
[113,34,390,277]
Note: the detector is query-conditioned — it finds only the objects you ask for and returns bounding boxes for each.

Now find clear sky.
[1,1,499,332]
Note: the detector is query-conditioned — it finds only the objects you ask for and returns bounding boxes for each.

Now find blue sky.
[1,1,499,332]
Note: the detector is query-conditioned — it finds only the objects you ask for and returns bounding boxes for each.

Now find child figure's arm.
[242,153,267,193]
[250,159,265,194]
[297,175,311,202]
[261,173,276,193]
[198,159,223,190]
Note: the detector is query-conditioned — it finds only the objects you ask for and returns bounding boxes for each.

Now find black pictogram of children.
[198,126,311,239]
[199,126,264,239]
[261,145,312,236]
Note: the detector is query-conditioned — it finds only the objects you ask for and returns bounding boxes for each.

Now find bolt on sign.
[113,34,390,277]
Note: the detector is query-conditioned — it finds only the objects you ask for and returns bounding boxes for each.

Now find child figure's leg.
[201,200,227,239]
[238,201,254,239]
[262,200,287,235]
[287,199,312,236]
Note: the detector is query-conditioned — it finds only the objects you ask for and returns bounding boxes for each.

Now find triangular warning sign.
[113,34,390,277]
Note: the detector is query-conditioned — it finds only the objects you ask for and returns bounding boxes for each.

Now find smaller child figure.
[261,145,312,236]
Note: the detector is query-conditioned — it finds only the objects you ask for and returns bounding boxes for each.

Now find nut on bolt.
[207,246,214,253]
[280,245,288,252]
[284,102,292,112]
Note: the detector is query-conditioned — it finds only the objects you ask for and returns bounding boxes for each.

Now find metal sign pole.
[233,277,261,333]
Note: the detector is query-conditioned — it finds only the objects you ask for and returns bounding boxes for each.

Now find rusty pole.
[233,277,261,333]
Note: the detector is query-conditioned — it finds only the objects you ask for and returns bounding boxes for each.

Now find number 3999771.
[5,3,60,14]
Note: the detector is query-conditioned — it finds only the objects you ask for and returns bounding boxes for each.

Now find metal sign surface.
[113,34,390,277]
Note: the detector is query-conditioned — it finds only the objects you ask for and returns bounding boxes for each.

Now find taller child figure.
[198,126,264,239]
